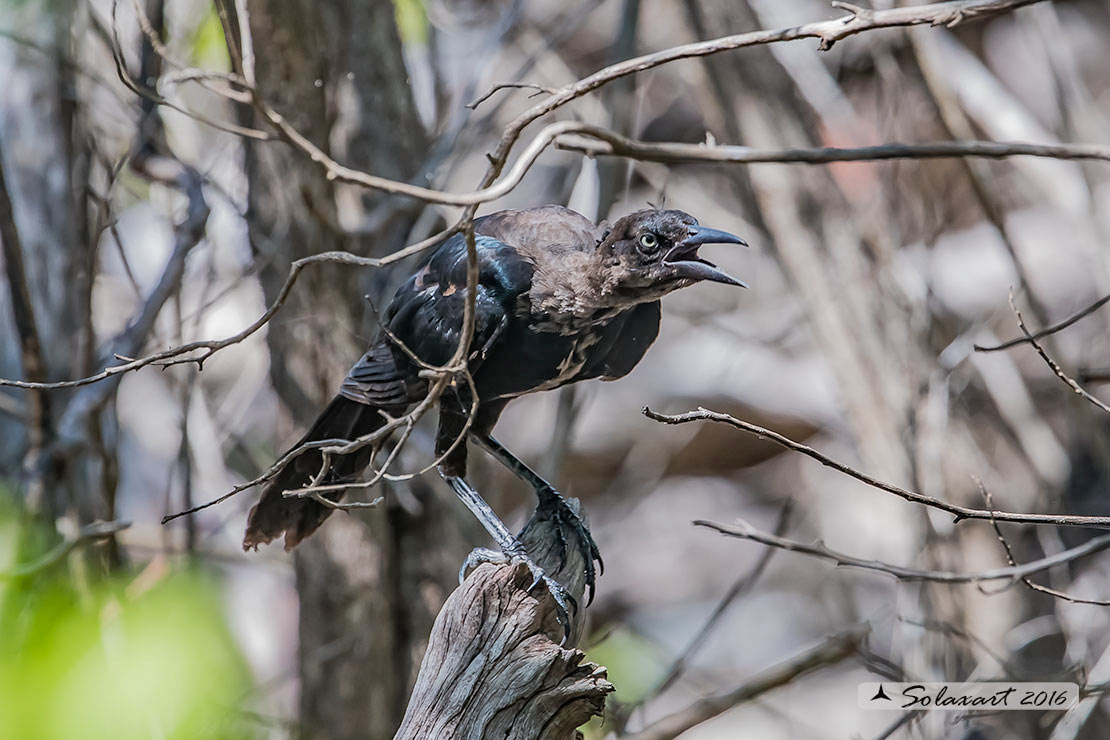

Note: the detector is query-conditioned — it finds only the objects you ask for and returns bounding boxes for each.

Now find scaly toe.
[459,546,510,584]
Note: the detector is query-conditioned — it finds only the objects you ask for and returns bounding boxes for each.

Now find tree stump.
[394,499,613,740]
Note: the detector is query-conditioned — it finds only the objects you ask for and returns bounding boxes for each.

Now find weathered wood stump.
[394,498,612,739]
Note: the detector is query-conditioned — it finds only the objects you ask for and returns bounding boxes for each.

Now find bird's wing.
[590,300,662,381]
[340,341,412,407]
[382,232,535,373]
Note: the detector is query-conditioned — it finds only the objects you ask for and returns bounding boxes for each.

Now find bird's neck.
[527,252,634,330]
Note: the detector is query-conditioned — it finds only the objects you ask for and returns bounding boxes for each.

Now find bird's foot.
[460,543,577,644]
[536,488,603,605]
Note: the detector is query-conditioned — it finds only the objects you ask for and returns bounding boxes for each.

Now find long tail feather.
[243,395,383,551]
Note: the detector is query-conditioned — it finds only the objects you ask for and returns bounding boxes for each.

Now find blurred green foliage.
[587,626,667,705]
[394,0,428,46]
[0,509,253,740]
[190,5,230,70]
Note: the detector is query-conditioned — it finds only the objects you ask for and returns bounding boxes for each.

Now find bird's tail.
[243,395,384,551]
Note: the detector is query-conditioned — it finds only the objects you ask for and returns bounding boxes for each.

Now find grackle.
[243,206,747,627]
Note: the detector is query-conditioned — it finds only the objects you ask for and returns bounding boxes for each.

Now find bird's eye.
[638,233,660,254]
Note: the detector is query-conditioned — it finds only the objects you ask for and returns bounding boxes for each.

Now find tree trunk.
[235,3,482,737]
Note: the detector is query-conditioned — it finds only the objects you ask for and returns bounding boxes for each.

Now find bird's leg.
[472,433,602,604]
[441,473,575,640]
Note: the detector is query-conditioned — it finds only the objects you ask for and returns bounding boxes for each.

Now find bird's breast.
[473,322,612,401]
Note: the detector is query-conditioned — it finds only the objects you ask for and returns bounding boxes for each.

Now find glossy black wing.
[339,341,412,407]
[383,232,534,371]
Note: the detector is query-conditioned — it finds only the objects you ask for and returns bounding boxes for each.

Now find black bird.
[243,206,747,620]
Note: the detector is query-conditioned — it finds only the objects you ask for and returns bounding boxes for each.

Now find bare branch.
[979,481,1110,606]
[51,156,209,457]
[642,501,795,705]
[556,128,1110,166]
[642,406,1110,529]
[127,0,250,103]
[234,0,255,89]
[621,627,865,740]
[0,227,455,391]
[1008,290,1110,415]
[466,82,557,110]
[975,292,1110,352]
[695,519,1110,584]
[0,520,131,579]
[258,116,589,205]
[103,0,269,139]
[478,0,1043,191]
[245,1,1044,207]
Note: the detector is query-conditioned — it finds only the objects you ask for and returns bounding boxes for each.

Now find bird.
[242,205,747,628]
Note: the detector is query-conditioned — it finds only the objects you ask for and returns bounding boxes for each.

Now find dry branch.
[393,499,612,740]
[1008,291,1110,415]
[979,483,1110,606]
[643,406,1110,529]
[479,0,1042,189]
[3,0,1052,394]
[557,130,1110,166]
[0,520,131,579]
[52,156,209,454]
[975,291,1110,352]
[621,628,864,740]
[696,519,1110,584]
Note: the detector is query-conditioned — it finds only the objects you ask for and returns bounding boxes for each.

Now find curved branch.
[249,1,1044,206]
[643,406,1110,529]
[0,228,455,391]
[696,519,1110,583]
[1008,291,1110,415]
[622,627,864,740]
[555,128,1110,166]
[0,520,131,579]
[975,292,1110,352]
[478,0,1043,190]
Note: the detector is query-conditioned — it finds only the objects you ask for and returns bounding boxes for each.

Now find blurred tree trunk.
[229,2,481,737]
[0,2,99,544]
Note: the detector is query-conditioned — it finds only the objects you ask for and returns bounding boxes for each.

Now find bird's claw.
[460,543,577,644]
[538,489,603,606]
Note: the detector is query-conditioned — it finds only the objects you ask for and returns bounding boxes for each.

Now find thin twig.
[556,129,1110,166]
[104,0,269,139]
[1009,290,1110,415]
[0,520,131,579]
[979,480,1110,606]
[257,115,588,206]
[621,627,865,740]
[0,230,454,391]
[975,292,1110,352]
[253,1,1044,206]
[642,406,1110,529]
[644,501,795,704]
[477,0,1042,194]
[51,156,209,465]
[695,519,1110,583]
[234,0,255,89]
[466,82,557,109]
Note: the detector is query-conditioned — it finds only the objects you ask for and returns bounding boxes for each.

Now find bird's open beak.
[664,225,749,287]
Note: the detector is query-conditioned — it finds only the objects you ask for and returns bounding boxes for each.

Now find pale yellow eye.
[638,233,659,253]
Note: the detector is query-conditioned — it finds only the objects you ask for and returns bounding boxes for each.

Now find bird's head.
[596,209,748,302]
